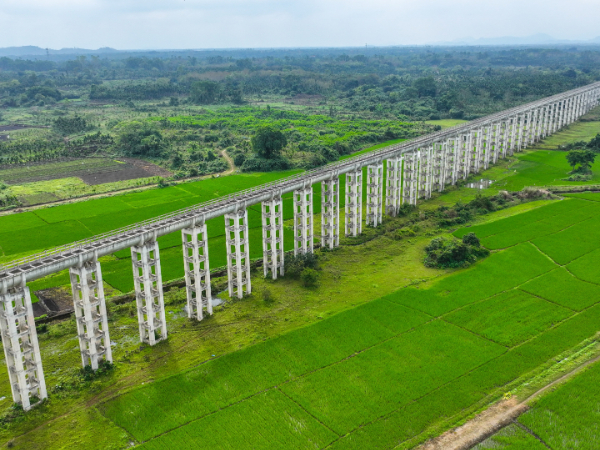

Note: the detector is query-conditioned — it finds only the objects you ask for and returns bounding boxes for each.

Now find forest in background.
[1,45,600,202]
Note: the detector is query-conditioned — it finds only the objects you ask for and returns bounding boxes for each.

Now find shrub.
[300,268,319,287]
[424,235,489,268]
[285,252,319,278]
[462,232,481,247]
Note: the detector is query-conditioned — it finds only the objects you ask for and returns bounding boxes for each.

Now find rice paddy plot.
[532,213,600,265]
[280,320,505,435]
[517,361,600,450]
[0,211,48,233]
[100,299,431,441]
[497,150,600,191]
[34,196,133,223]
[564,192,600,202]
[453,198,583,240]
[389,243,557,316]
[443,289,573,347]
[138,389,338,450]
[520,267,600,311]
[0,220,92,256]
[567,247,600,285]
[481,199,600,250]
[473,423,548,450]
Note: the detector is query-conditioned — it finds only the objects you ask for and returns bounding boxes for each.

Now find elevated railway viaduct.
[1,81,600,410]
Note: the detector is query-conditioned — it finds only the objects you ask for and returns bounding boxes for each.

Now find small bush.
[424,234,489,268]
[285,252,319,278]
[300,268,319,287]
[462,232,481,247]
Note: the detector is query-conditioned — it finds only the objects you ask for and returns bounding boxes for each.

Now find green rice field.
[97,192,600,449]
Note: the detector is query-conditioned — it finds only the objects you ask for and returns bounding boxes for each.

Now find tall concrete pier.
[0,81,599,410]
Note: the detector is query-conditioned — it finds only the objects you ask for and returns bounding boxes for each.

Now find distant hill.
[431,34,600,46]
[0,46,119,57]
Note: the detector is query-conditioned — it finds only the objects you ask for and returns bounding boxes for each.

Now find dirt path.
[220,149,235,175]
[416,354,600,450]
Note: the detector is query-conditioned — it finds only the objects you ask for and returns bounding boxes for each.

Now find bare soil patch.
[34,287,74,318]
[79,158,171,185]
[283,94,325,105]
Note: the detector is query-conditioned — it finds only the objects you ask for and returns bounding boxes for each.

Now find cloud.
[0,0,597,49]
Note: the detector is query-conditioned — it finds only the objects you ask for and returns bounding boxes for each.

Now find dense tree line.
[1,47,600,116]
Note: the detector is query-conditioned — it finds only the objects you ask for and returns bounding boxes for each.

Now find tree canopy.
[251,126,287,159]
[566,149,596,173]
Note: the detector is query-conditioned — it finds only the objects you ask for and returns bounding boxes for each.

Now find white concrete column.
[402,151,418,205]
[385,158,402,217]
[464,133,474,177]
[182,219,212,321]
[418,148,433,199]
[431,142,444,192]
[440,141,452,189]
[508,117,517,156]
[366,163,383,226]
[131,238,167,345]
[523,110,532,148]
[517,114,525,151]
[500,121,509,159]
[483,125,492,169]
[552,102,560,133]
[345,169,363,235]
[541,105,550,138]
[473,129,484,173]
[0,277,47,411]
[225,208,251,299]
[533,108,542,143]
[261,195,284,279]
[69,258,112,370]
[451,136,462,184]
[293,185,313,255]
[321,176,340,248]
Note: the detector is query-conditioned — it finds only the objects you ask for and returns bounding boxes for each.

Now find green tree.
[190,80,221,104]
[251,126,287,159]
[413,76,437,98]
[566,149,596,173]
[115,121,166,157]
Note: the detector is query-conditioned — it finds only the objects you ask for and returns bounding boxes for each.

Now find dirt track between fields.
[416,353,600,450]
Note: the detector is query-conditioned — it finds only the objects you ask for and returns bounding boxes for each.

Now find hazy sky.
[1,0,599,49]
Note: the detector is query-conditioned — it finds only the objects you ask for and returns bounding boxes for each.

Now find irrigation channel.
[1,81,600,410]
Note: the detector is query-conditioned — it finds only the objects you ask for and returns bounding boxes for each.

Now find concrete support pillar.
[523,110,532,148]
[464,133,474,177]
[0,277,47,411]
[345,169,363,235]
[541,106,550,138]
[131,239,167,345]
[261,195,284,279]
[483,125,493,169]
[500,121,509,159]
[516,114,525,151]
[532,108,541,143]
[366,163,383,226]
[473,129,484,173]
[552,102,560,133]
[293,185,313,255]
[385,158,402,217]
[321,176,340,248]
[440,141,452,189]
[69,258,112,370]
[451,136,462,184]
[225,208,251,299]
[402,151,418,205]
[418,148,433,199]
[182,219,212,321]
[508,117,517,156]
